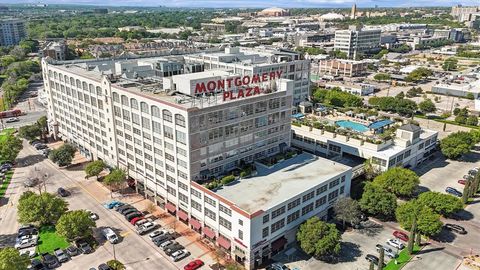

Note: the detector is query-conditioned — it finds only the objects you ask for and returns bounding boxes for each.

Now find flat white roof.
[214,153,351,214]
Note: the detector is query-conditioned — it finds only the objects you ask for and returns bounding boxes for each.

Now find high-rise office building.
[334,25,381,59]
[0,19,26,46]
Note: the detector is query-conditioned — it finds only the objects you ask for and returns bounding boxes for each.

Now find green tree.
[455,115,467,125]
[18,124,42,141]
[407,216,416,255]
[396,92,405,99]
[106,260,126,270]
[0,134,23,162]
[333,197,361,229]
[462,180,471,204]
[418,99,436,114]
[296,216,341,259]
[360,182,397,219]
[0,247,30,270]
[466,115,478,126]
[417,191,463,216]
[466,93,475,100]
[374,73,391,81]
[440,131,475,159]
[17,191,68,225]
[56,210,95,241]
[396,200,442,237]
[406,67,432,82]
[372,167,420,197]
[37,116,48,141]
[104,168,127,196]
[442,58,458,71]
[49,143,76,166]
[85,160,105,180]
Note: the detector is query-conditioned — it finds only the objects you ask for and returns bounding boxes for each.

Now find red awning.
[165,203,176,213]
[203,227,215,239]
[217,236,231,250]
[271,237,287,251]
[178,209,188,221]
[189,218,202,230]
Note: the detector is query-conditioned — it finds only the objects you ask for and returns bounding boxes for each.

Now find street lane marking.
[120,231,130,237]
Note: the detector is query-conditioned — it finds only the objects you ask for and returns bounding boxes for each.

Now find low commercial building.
[432,80,480,99]
[325,82,374,96]
[40,40,67,61]
[291,123,438,172]
[316,58,369,78]
[201,23,226,33]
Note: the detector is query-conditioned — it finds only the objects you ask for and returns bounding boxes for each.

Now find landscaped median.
[36,226,69,255]
[384,245,421,270]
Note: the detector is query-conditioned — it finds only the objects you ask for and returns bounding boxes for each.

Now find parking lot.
[0,140,215,270]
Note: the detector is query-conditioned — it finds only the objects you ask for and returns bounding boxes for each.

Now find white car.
[160,240,177,250]
[170,249,190,262]
[5,117,19,123]
[102,227,119,244]
[148,230,164,240]
[15,238,37,249]
[136,222,157,235]
[376,244,397,258]
[386,238,405,250]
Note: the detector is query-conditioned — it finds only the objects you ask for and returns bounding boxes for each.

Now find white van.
[102,227,119,244]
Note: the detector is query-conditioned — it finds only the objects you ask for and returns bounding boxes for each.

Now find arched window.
[112,92,119,102]
[163,109,172,122]
[58,73,63,81]
[89,84,94,93]
[53,71,57,80]
[76,79,81,88]
[130,98,138,109]
[64,75,68,82]
[151,106,160,117]
[121,95,128,106]
[82,81,87,91]
[96,86,102,95]
[175,114,185,127]
[140,102,148,113]
[70,77,74,86]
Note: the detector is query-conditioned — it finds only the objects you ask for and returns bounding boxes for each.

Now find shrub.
[221,175,235,185]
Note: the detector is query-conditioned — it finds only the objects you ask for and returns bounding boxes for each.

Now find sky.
[5,0,480,8]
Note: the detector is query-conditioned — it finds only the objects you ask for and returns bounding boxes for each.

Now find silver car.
[170,249,190,262]
[54,248,69,263]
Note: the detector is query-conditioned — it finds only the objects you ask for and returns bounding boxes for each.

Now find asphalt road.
[0,141,182,270]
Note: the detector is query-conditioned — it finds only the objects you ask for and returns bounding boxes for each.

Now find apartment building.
[291,124,438,172]
[41,49,349,269]
[316,58,369,78]
[334,25,381,59]
[451,5,480,22]
[183,47,310,105]
[0,18,26,46]
[40,40,67,61]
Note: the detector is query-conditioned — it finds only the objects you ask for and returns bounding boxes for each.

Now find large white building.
[334,25,381,59]
[0,18,26,46]
[41,47,348,269]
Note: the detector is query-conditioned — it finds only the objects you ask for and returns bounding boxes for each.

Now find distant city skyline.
[4,0,480,8]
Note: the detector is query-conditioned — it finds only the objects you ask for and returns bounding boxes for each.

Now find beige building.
[316,58,369,78]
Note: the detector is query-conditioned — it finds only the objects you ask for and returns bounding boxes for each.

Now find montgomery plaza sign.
[194,70,283,101]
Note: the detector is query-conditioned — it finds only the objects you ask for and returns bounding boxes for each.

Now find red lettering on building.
[195,82,206,94]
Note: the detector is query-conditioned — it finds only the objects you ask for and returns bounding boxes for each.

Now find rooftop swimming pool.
[336,120,369,132]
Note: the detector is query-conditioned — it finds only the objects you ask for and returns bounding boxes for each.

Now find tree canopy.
[0,247,30,270]
[368,96,417,116]
[372,167,420,197]
[312,88,363,108]
[85,160,106,179]
[18,124,42,141]
[296,216,341,259]
[17,191,68,225]
[405,67,433,82]
[417,191,463,216]
[49,143,76,166]
[396,200,443,237]
[374,73,391,81]
[333,197,362,228]
[440,131,476,160]
[56,210,95,241]
[104,168,127,191]
[442,58,458,71]
[418,99,436,114]
[0,134,22,163]
[360,182,397,219]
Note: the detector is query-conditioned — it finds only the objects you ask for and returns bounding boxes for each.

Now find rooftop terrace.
[214,153,351,214]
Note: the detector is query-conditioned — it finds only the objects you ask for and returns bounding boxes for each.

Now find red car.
[393,230,409,242]
[184,259,204,270]
[130,216,144,225]
[458,179,466,185]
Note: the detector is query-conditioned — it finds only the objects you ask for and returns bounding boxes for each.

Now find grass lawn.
[384,245,421,270]
[0,128,15,143]
[36,226,70,255]
[0,171,14,198]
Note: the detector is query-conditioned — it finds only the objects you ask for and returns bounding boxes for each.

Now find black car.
[34,144,48,150]
[30,259,47,270]
[365,254,379,265]
[125,212,143,221]
[153,234,174,246]
[98,263,111,270]
[118,206,137,215]
[66,246,80,257]
[445,223,467,234]
[116,204,133,213]
[18,227,38,237]
[41,253,60,268]
[18,224,36,234]
[164,243,184,256]
[121,208,138,216]
[57,187,70,197]
[76,240,93,254]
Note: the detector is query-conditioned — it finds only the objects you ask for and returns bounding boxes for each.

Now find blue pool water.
[336,120,369,132]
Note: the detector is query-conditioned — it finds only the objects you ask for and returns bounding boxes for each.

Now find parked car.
[457,179,467,185]
[136,222,157,235]
[445,187,462,197]
[30,259,47,270]
[41,252,60,268]
[125,212,143,222]
[98,264,111,270]
[160,240,178,250]
[104,201,124,209]
[102,228,119,244]
[130,216,144,226]
[54,248,69,263]
[66,245,80,257]
[20,249,36,258]
[445,223,467,234]
[153,234,174,247]
[375,244,397,258]
[165,243,184,256]
[120,208,137,216]
[34,144,47,150]
[57,187,70,197]
[116,204,133,213]
[171,249,190,262]
[266,263,290,270]
[76,240,93,254]
[386,239,405,249]
[30,140,41,146]
[393,230,409,242]
[87,211,99,221]
[23,178,39,188]
[18,227,38,237]
[0,162,12,170]
[6,117,19,123]
[15,238,37,249]
[365,254,379,265]
[135,218,153,227]
[184,259,204,270]
[148,230,166,240]
[41,149,50,157]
